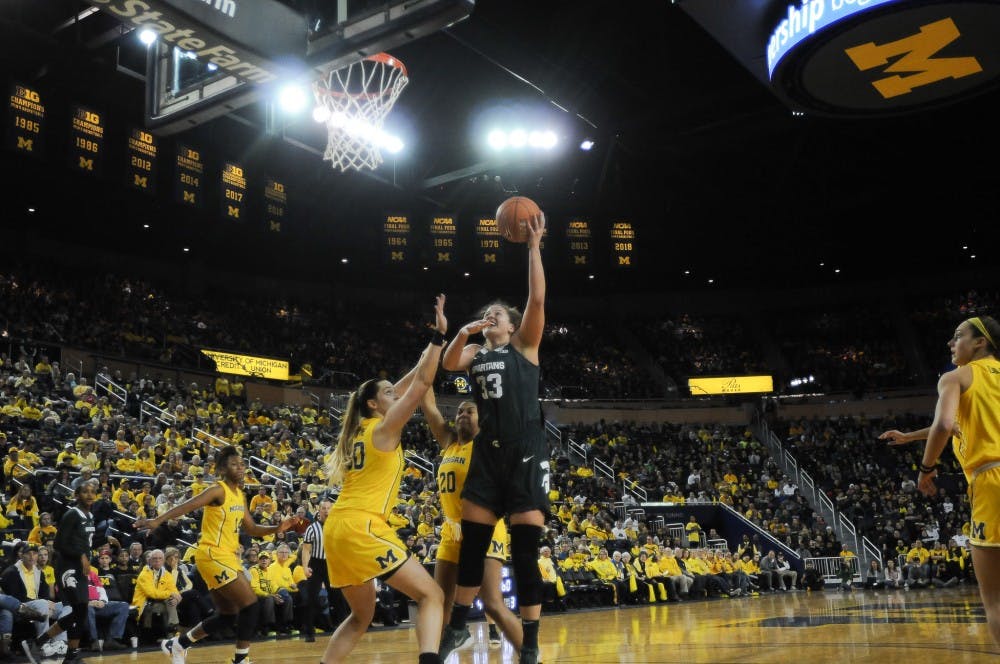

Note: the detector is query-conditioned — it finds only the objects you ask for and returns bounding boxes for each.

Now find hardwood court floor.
[93,586,998,663]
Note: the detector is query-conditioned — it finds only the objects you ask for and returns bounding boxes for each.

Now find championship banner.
[69,104,104,175]
[383,213,411,264]
[221,161,247,221]
[264,177,287,233]
[126,127,158,194]
[610,220,636,268]
[429,214,457,265]
[200,349,290,380]
[175,144,204,207]
[688,375,774,395]
[7,83,45,157]
[566,217,592,267]
[476,215,502,266]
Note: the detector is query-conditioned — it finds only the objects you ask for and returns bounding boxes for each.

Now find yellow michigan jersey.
[325,417,408,586]
[436,439,508,564]
[954,357,1000,480]
[957,357,1000,547]
[331,417,405,521]
[195,481,246,590]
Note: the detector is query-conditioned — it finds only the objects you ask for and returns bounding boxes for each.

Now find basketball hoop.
[312,53,409,172]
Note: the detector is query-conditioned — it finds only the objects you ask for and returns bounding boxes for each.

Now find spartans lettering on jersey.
[472,361,506,374]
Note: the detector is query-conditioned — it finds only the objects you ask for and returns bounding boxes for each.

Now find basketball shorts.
[969,464,1000,547]
[324,510,409,588]
[436,518,508,564]
[194,546,244,590]
[55,564,89,605]
[462,426,550,518]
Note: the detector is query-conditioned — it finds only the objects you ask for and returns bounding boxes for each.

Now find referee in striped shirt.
[300,499,346,641]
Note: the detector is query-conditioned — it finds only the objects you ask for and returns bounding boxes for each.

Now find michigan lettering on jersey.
[375,549,399,570]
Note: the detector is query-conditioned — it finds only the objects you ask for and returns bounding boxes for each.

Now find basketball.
[496,196,541,243]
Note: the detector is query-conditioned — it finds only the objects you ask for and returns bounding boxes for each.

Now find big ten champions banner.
[126,128,158,194]
[220,161,247,221]
[429,214,458,265]
[476,215,502,266]
[69,105,104,175]
[383,213,411,264]
[566,217,593,267]
[264,177,287,233]
[7,83,45,157]
[610,220,636,268]
[175,144,204,207]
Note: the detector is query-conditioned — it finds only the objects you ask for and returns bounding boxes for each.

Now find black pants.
[303,559,348,636]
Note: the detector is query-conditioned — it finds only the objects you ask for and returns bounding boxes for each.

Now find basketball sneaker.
[161,637,188,664]
[438,625,473,661]
[519,646,540,664]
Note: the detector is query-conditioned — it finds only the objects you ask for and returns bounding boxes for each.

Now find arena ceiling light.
[138,29,157,45]
[486,128,559,151]
[278,84,308,114]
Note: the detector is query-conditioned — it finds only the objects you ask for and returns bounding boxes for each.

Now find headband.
[968,317,996,348]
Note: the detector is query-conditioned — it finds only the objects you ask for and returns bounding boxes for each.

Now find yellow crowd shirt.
[954,356,1000,480]
[331,417,404,521]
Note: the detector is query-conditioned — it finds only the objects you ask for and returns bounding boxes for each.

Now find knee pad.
[236,602,259,641]
[510,524,543,607]
[456,521,494,588]
[58,603,88,639]
[202,611,237,635]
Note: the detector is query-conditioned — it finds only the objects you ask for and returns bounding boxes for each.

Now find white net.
[313,53,409,172]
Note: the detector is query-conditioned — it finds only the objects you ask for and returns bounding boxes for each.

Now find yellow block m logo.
[78,157,94,171]
[618,256,631,266]
[483,254,496,264]
[268,220,281,232]
[133,175,148,189]
[183,191,196,203]
[227,205,240,218]
[16,137,33,152]
[845,18,983,99]
[391,251,404,262]
[972,521,986,541]
[574,255,587,265]
[437,252,450,262]
[375,549,399,570]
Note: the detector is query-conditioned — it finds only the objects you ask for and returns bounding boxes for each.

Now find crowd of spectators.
[2,261,995,404]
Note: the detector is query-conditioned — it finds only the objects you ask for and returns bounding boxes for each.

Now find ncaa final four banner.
[7,83,45,158]
[429,214,458,265]
[476,215,502,267]
[383,213,411,265]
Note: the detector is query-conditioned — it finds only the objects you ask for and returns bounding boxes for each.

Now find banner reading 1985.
[175,144,203,207]
[7,83,44,157]
[265,178,286,233]
[127,127,158,194]
[476,216,502,266]
[430,214,457,264]
[221,161,246,221]
[610,220,636,267]
[68,104,104,175]
[383,213,410,264]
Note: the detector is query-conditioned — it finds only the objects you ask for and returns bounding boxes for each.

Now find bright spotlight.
[528,131,546,148]
[278,84,307,114]
[580,139,595,151]
[382,133,404,154]
[509,129,527,148]
[540,130,558,149]
[312,106,331,123]
[487,130,506,150]
[207,63,218,71]
[138,29,157,45]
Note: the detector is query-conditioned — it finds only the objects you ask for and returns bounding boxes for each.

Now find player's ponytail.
[326,379,379,487]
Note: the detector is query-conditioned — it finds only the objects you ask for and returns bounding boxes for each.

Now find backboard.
[82,0,474,134]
